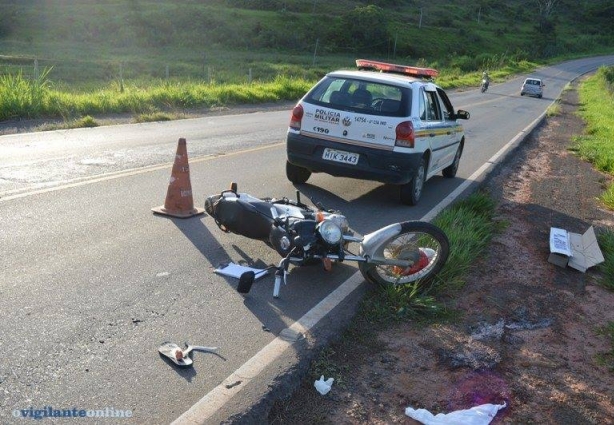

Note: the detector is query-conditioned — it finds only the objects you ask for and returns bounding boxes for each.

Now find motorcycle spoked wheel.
[359,221,449,287]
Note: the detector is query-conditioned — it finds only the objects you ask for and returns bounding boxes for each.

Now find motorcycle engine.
[269,218,318,257]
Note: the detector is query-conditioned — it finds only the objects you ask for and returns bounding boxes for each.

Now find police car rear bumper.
[287,132,423,185]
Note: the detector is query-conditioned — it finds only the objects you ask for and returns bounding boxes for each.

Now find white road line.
[171,272,366,425]
[171,110,549,424]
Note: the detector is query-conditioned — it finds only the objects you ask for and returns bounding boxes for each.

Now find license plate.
[322,148,359,165]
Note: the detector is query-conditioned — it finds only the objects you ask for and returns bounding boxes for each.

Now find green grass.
[597,230,614,290]
[356,191,498,325]
[432,191,499,288]
[596,321,614,372]
[1,0,612,125]
[573,66,614,211]
[547,100,562,117]
[0,56,540,124]
[0,72,313,121]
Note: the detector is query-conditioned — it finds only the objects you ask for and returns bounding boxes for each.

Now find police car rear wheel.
[400,157,425,206]
[286,160,311,184]
[442,145,462,178]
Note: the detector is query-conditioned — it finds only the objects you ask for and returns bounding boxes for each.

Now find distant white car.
[285,59,470,206]
[520,78,545,98]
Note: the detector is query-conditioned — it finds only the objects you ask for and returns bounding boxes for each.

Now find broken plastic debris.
[314,375,334,395]
[405,402,506,425]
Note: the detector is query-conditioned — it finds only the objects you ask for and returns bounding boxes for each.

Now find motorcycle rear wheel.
[359,221,449,286]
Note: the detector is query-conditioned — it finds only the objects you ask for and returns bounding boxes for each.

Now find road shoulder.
[267,80,614,424]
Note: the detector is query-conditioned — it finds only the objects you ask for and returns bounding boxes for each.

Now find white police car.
[286,59,470,205]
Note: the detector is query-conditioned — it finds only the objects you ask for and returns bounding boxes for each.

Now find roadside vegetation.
[571,66,614,286]
[0,71,313,122]
[1,0,613,124]
[362,192,499,324]
[574,66,614,209]
[0,60,540,123]
[596,321,614,371]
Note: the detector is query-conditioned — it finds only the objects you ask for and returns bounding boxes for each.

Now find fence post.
[248,68,252,84]
[34,59,39,80]
[393,34,397,59]
[119,62,124,92]
[166,65,169,80]
[203,52,207,77]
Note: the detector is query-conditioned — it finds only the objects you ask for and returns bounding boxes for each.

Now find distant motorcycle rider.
[481,71,490,92]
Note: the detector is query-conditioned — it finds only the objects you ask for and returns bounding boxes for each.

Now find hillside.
[0,0,613,86]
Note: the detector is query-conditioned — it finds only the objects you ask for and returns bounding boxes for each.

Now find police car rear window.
[304,76,410,117]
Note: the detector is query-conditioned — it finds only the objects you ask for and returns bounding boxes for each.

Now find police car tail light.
[289,104,304,130]
[395,121,415,148]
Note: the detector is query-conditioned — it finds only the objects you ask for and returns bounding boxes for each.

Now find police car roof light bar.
[355,59,439,79]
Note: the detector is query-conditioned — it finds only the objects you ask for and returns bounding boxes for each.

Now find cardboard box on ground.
[548,226,605,272]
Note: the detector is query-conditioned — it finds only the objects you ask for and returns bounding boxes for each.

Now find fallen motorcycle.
[205,183,450,298]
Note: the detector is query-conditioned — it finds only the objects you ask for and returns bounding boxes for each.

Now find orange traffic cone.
[152,138,205,218]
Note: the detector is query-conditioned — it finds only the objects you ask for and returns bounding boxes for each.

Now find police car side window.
[307,78,338,103]
[419,91,428,121]
[425,91,441,121]
[436,88,455,120]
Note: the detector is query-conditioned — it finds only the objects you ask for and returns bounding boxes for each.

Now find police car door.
[420,85,448,174]
[435,87,461,168]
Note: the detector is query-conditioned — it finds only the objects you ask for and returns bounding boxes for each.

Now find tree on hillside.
[0,6,19,38]
[532,0,560,57]
[534,0,560,18]
[581,0,614,34]
[338,5,390,52]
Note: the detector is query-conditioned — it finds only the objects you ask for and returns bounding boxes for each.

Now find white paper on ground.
[550,227,571,256]
[214,262,268,280]
[405,402,506,425]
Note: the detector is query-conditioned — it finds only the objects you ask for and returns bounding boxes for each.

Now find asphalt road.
[1,56,613,424]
